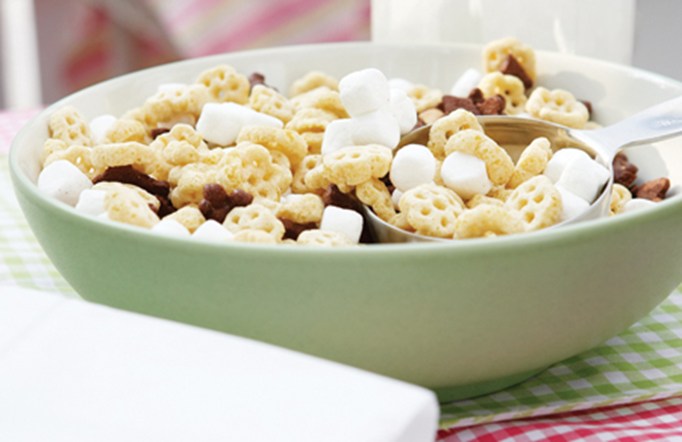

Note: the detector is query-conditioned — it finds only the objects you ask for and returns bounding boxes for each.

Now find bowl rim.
[9,41,682,256]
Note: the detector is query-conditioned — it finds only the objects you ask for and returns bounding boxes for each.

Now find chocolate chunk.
[248,72,278,92]
[229,189,254,208]
[379,174,395,194]
[634,178,670,202]
[581,100,593,119]
[322,185,363,211]
[477,95,506,115]
[440,95,480,115]
[468,88,484,104]
[500,55,533,89]
[93,165,174,216]
[199,184,254,223]
[279,218,317,240]
[151,127,170,139]
[156,195,176,218]
[414,119,426,129]
[612,153,638,188]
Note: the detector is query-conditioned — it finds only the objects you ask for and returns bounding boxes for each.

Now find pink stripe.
[167,0,224,28]
[195,0,319,55]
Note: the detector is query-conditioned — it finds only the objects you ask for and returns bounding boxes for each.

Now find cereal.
[105,119,149,144]
[292,154,324,194]
[233,229,279,244]
[236,125,307,166]
[290,86,349,118]
[609,183,632,215]
[418,108,444,125]
[297,229,353,247]
[126,84,210,131]
[427,109,483,159]
[526,87,589,129]
[478,72,526,114]
[323,145,393,187]
[277,193,324,224]
[48,106,92,147]
[466,194,504,209]
[483,37,537,83]
[168,153,242,208]
[455,204,525,239]
[90,142,159,177]
[42,144,96,179]
[355,178,396,222]
[285,108,337,153]
[235,142,292,200]
[249,84,296,124]
[290,71,339,96]
[505,175,562,231]
[399,183,465,238]
[196,64,250,104]
[507,137,553,189]
[407,84,443,113]
[444,129,514,186]
[223,203,285,241]
[94,182,160,228]
[163,205,205,233]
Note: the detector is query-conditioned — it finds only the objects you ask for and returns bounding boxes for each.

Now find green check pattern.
[2,155,681,429]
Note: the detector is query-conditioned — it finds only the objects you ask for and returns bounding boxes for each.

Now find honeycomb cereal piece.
[153,123,206,150]
[355,178,396,222]
[507,137,553,189]
[233,229,279,244]
[444,129,514,186]
[104,119,148,144]
[478,72,526,114]
[487,185,512,202]
[236,125,307,167]
[292,154,323,194]
[505,175,562,231]
[235,142,292,200]
[249,84,295,124]
[223,203,285,241]
[407,84,443,113]
[418,108,445,125]
[399,183,465,238]
[483,37,537,82]
[297,229,353,247]
[94,182,159,228]
[277,193,324,224]
[270,150,292,171]
[526,87,589,129]
[93,181,160,212]
[389,212,414,232]
[610,183,632,215]
[196,64,250,104]
[163,205,205,233]
[127,84,210,130]
[285,108,337,154]
[89,142,159,177]
[323,145,392,187]
[43,144,96,178]
[168,153,242,208]
[289,71,339,97]
[454,204,525,239]
[427,109,483,159]
[466,194,504,209]
[48,106,92,147]
[289,86,348,118]
[252,197,282,214]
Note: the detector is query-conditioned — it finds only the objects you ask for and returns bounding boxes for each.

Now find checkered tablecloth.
[3,110,682,440]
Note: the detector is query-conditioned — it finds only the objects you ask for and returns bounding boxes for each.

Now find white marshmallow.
[321,118,355,155]
[391,189,403,210]
[37,160,92,207]
[157,83,186,94]
[196,102,282,146]
[320,206,364,244]
[75,189,107,217]
[555,155,610,203]
[351,109,401,149]
[339,68,390,117]
[449,68,482,97]
[388,78,414,93]
[193,219,235,241]
[622,198,658,213]
[388,88,417,135]
[151,219,191,237]
[440,152,492,200]
[556,185,590,221]
[389,144,437,192]
[544,148,591,183]
[89,114,117,145]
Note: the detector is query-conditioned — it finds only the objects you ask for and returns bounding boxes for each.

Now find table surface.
[2,109,682,441]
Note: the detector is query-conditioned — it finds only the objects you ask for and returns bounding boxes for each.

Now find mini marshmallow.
[556,185,590,221]
[89,114,117,145]
[339,68,390,117]
[351,109,401,149]
[196,102,282,146]
[555,155,610,203]
[321,119,355,156]
[157,83,186,94]
[622,198,658,213]
[193,219,235,241]
[388,78,414,93]
[37,160,92,206]
[320,206,363,244]
[151,219,191,237]
[450,68,482,97]
[544,148,591,183]
[389,144,437,192]
[388,88,418,135]
[440,152,492,200]
[391,188,403,210]
[75,189,107,217]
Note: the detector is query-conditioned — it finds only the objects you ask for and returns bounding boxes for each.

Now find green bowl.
[10,43,682,401]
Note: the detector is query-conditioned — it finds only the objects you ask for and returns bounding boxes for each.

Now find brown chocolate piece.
[248,72,277,92]
[500,55,533,89]
[199,184,254,223]
[634,178,670,202]
[478,95,506,115]
[322,185,363,211]
[440,95,480,115]
[93,165,174,215]
[279,218,317,240]
[468,88,484,104]
[612,152,638,188]
[150,127,170,139]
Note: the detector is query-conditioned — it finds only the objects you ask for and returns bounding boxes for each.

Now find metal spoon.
[366,96,682,243]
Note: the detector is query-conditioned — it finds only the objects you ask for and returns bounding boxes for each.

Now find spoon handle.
[577,95,682,160]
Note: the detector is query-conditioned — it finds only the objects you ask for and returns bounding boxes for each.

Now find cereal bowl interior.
[10,43,682,401]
